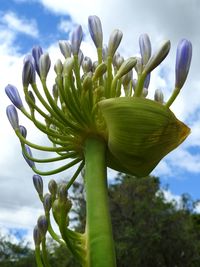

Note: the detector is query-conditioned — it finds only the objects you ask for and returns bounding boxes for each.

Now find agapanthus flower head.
[32,46,43,76]
[71,25,83,55]
[22,55,36,86]
[5,84,23,109]
[88,15,103,48]
[175,39,192,89]
[6,105,19,130]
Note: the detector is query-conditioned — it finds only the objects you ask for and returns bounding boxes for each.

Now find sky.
[0,0,200,245]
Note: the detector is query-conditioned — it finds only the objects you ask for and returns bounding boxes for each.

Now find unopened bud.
[88,15,103,48]
[59,40,71,58]
[39,53,51,79]
[6,105,19,130]
[108,29,123,57]
[5,84,23,109]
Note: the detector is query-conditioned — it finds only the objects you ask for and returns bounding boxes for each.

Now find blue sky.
[0,0,200,243]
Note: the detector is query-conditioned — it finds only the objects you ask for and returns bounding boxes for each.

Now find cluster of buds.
[5,15,192,178]
[32,174,86,265]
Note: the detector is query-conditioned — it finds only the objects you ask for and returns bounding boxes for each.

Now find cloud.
[0,11,39,38]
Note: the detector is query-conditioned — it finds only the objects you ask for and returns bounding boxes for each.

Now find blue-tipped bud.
[39,53,51,79]
[143,40,171,74]
[32,46,43,76]
[82,56,93,73]
[37,215,48,237]
[43,193,52,213]
[154,88,164,103]
[22,55,36,87]
[108,29,123,57]
[5,84,23,109]
[59,40,71,58]
[88,15,103,48]
[33,225,42,246]
[71,25,83,55]
[6,105,19,130]
[23,145,35,168]
[175,39,192,89]
[144,73,151,89]
[78,49,84,65]
[33,174,43,196]
[48,179,57,196]
[19,125,27,138]
[139,33,151,65]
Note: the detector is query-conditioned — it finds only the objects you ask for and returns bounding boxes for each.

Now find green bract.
[100,97,190,177]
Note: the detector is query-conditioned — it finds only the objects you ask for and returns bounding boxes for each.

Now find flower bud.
[5,84,23,109]
[108,29,123,57]
[54,59,63,75]
[33,174,43,196]
[39,53,51,79]
[93,62,107,81]
[6,105,19,130]
[37,215,48,237]
[63,58,74,76]
[71,25,83,55]
[57,183,68,202]
[33,225,42,246]
[102,44,108,61]
[52,84,58,101]
[134,57,143,75]
[121,70,133,86]
[139,33,151,65]
[82,56,93,73]
[116,57,137,78]
[88,15,103,48]
[22,55,36,86]
[26,90,36,109]
[23,145,35,168]
[43,193,52,213]
[19,125,27,138]
[59,40,71,58]
[175,39,192,89]
[32,46,43,76]
[143,40,171,74]
[48,179,57,196]
[154,88,164,103]
[144,73,151,89]
[78,49,84,65]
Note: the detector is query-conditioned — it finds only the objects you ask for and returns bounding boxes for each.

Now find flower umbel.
[6,15,192,267]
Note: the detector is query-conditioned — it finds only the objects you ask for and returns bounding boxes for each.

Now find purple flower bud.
[108,29,123,57]
[175,39,192,89]
[48,179,57,196]
[19,125,27,138]
[59,40,71,58]
[22,55,36,87]
[23,145,35,168]
[39,53,51,79]
[33,174,43,196]
[82,56,92,73]
[6,105,19,130]
[139,33,151,65]
[88,15,103,48]
[71,25,83,55]
[32,46,43,76]
[33,225,42,246]
[37,215,48,237]
[5,84,23,109]
[144,73,151,89]
[43,193,52,213]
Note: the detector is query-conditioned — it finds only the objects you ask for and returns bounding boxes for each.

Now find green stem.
[84,137,116,267]
[35,246,44,267]
[165,87,181,108]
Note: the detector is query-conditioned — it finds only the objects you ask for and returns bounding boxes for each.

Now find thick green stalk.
[84,137,116,267]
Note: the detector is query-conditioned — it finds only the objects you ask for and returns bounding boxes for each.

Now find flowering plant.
[6,15,192,267]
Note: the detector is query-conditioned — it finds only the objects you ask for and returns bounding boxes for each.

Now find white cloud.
[0,11,39,38]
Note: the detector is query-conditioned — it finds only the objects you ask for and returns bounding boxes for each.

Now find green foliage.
[1,174,200,267]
